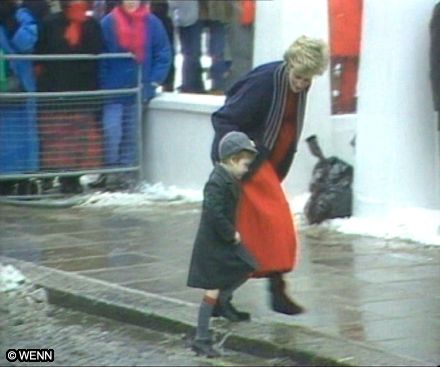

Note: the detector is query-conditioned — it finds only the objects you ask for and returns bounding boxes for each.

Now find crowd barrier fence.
[0,53,143,196]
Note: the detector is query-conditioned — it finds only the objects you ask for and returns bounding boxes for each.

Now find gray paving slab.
[1,202,439,366]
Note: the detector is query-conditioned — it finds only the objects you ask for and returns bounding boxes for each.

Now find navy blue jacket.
[211,61,309,181]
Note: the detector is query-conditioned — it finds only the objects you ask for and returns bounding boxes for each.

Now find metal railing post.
[137,60,145,182]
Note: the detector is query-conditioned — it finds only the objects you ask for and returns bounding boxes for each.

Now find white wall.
[143,93,220,190]
[354,0,440,216]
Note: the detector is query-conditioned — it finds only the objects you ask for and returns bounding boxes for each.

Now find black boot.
[60,176,83,194]
[212,300,250,322]
[17,180,40,196]
[0,181,17,195]
[269,273,304,315]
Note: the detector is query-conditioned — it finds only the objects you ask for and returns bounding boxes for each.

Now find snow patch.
[291,193,440,247]
[79,182,203,208]
[0,264,26,292]
[78,183,440,247]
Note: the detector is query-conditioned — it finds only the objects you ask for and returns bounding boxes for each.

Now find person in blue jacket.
[98,0,171,190]
[0,0,39,195]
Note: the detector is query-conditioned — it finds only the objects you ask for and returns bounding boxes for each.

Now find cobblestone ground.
[0,283,304,367]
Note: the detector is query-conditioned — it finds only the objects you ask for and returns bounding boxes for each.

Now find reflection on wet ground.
[1,203,439,365]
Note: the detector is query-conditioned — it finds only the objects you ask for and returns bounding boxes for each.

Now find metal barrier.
[0,53,143,196]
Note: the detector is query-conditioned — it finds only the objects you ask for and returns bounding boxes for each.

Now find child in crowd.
[187,131,259,358]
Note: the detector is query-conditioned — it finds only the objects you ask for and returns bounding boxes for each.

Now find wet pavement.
[2,281,304,366]
[1,201,439,365]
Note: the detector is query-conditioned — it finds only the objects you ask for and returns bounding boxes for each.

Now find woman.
[211,36,329,315]
[0,0,39,195]
[99,0,171,190]
[36,0,103,194]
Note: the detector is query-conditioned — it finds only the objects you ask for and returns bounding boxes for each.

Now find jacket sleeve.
[210,71,273,163]
[149,15,171,85]
[10,9,37,53]
[203,181,236,243]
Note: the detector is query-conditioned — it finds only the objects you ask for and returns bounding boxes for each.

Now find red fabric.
[237,90,299,277]
[237,163,298,277]
[328,0,362,56]
[240,0,255,26]
[39,112,103,170]
[112,5,149,63]
[337,57,358,113]
[64,1,88,47]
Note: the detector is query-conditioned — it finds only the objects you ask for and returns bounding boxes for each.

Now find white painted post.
[354,0,439,217]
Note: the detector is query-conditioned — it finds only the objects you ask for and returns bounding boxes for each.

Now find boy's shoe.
[212,301,251,322]
[191,338,221,358]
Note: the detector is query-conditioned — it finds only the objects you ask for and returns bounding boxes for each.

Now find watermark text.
[6,349,54,363]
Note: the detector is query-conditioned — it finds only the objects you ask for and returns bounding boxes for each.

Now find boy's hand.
[234,231,241,244]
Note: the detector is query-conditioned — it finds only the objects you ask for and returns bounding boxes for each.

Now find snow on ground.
[321,208,440,247]
[79,182,203,208]
[0,264,26,292]
[291,192,440,247]
[79,182,440,247]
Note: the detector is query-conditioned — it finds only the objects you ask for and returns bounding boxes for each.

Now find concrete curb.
[1,256,425,367]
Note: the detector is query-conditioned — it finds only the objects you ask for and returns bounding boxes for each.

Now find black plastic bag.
[304,135,353,224]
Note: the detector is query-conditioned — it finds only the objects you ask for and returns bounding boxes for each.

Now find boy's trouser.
[218,277,248,305]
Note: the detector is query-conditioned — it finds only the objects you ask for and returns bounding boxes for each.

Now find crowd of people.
[0,0,255,195]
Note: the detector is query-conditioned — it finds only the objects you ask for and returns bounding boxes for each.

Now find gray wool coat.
[187,164,257,290]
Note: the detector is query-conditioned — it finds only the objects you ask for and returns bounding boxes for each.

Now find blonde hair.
[283,35,329,78]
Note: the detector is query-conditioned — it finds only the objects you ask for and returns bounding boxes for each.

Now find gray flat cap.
[218,131,258,160]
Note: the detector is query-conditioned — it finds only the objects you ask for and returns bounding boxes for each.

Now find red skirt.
[237,161,298,277]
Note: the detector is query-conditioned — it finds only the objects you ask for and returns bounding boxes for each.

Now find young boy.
[187,131,259,358]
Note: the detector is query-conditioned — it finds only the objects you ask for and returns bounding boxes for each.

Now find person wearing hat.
[210,36,329,315]
[187,131,258,357]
